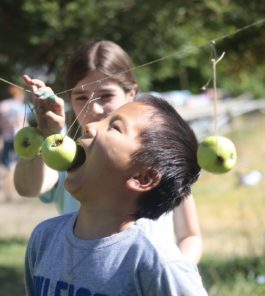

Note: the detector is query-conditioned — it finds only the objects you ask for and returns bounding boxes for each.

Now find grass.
[0,112,265,295]
[0,238,26,267]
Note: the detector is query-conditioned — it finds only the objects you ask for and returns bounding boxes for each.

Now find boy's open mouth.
[68,144,86,172]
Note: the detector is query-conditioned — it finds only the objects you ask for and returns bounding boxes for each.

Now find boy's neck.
[74,205,136,240]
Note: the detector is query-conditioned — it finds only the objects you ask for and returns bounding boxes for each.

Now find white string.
[0,78,31,93]
[212,51,226,135]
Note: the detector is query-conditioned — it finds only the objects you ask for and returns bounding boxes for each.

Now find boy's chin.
[64,173,81,198]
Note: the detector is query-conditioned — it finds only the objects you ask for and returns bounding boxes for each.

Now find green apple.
[14,126,44,160]
[197,136,237,174]
[41,134,78,171]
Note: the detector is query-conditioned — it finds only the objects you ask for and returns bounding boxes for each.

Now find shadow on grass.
[199,254,265,295]
[0,237,27,295]
[0,237,27,245]
[0,266,25,295]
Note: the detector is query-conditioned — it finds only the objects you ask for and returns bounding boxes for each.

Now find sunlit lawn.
[195,112,265,295]
[195,112,265,257]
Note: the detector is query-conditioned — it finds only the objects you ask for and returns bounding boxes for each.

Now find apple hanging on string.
[41,134,80,171]
[197,135,237,174]
[14,126,44,160]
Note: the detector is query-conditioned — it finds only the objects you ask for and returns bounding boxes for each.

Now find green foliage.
[0,0,264,97]
[222,65,265,98]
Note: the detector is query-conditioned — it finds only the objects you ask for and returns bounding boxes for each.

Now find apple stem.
[22,139,31,148]
[52,139,63,147]
[216,155,224,165]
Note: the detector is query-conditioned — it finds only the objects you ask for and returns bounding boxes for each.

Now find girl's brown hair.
[64,40,138,138]
[65,40,137,94]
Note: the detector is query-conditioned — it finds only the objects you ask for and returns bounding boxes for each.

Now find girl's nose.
[90,101,104,115]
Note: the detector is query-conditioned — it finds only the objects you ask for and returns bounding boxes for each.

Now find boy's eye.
[109,122,121,133]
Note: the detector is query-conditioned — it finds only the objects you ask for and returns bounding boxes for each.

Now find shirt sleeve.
[24,229,38,296]
[139,258,208,296]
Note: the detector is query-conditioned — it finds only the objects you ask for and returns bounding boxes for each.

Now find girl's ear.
[127,84,138,101]
[126,168,161,192]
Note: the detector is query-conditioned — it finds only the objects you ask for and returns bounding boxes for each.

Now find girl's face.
[71,70,136,129]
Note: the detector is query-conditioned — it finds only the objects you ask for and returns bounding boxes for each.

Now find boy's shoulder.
[132,227,192,274]
[134,226,183,262]
[131,228,208,295]
[35,211,75,228]
[29,212,77,243]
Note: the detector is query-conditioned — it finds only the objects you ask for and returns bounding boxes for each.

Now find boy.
[25,94,207,295]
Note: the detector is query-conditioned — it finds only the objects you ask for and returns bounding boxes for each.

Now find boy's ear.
[126,168,161,192]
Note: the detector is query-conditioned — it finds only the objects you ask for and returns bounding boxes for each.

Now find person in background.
[0,85,27,201]
[14,40,202,264]
[25,94,208,295]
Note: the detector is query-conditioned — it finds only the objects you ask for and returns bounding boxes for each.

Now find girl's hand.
[23,74,65,137]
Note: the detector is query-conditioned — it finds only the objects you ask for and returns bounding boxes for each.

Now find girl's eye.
[75,96,88,101]
[99,94,112,103]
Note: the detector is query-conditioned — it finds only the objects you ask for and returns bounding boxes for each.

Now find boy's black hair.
[132,94,200,220]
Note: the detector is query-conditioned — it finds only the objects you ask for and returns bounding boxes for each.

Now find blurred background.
[0,1,265,295]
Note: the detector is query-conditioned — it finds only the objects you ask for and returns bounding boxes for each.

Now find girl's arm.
[14,75,65,197]
[173,194,203,264]
[14,156,59,197]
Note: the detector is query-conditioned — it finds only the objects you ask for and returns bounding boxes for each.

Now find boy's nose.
[83,123,97,138]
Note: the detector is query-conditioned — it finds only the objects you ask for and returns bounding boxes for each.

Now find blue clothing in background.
[40,171,80,214]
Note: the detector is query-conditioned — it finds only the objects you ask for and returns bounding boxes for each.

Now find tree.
[0,0,264,98]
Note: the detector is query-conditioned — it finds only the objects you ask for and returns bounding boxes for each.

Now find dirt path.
[0,199,57,239]
[0,165,57,239]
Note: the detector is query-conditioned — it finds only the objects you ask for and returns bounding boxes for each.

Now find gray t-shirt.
[25,212,208,296]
